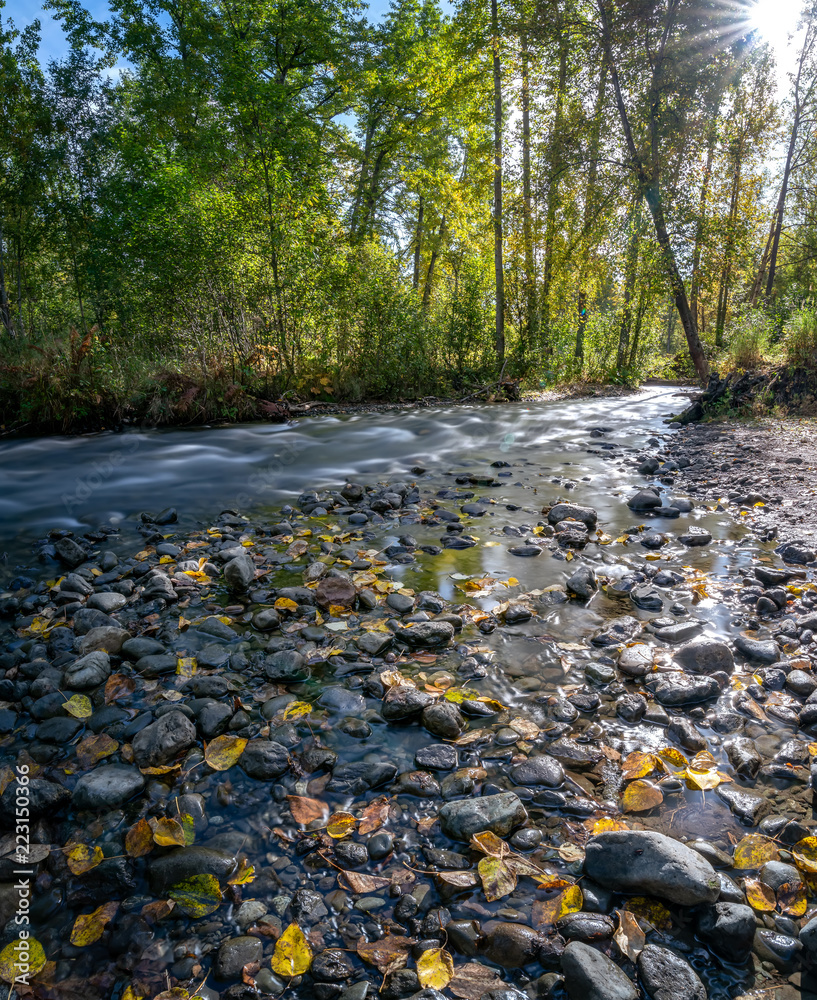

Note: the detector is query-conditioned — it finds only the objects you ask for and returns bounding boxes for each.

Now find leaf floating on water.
[65,843,104,875]
[791,836,817,874]
[555,843,585,863]
[63,694,93,719]
[657,747,688,767]
[531,884,583,926]
[179,812,196,846]
[274,597,299,612]
[508,717,540,739]
[69,901,118,946]
[74,732,119,769]
[153,817,186,847]
[744,877,776,912]
[271,922,313,977]
[204,735,247,771]
[282,700,312,721]
[125,818,154,857]
[448,962,503,1000]
[613,909,646,962]
[435,870,479,888]
[777,880,808,917]
[733,834,780,870]
[287,795,329,826]
[340,870,391,893]
[683,767,721,790]
[358,795,390,835]
[622,779,663,813]
[0,937,47,982]
[227,858,256,886]
[168,873,222,917]
[416,947,454,990]
[589,816,628,835]
[356,934,414,974]
[477,856,517,901]
[327,811,356,839]
[104,673,135,704]
[621,751,661,781]
[470,830,509,858]
[625,896,672,931]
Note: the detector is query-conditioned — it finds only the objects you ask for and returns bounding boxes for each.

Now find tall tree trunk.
[749,216,776,307]
[616,196,642,369]
[690,122,717,328]
[598,0,709,381]
[716,148,742,345]
[628,288,648,368]
[413,196,424,290]
[491,0,505,367]
[576,60,607,362]
[350,116,376,239]
[542,24,568,353]
[520,32,536,355]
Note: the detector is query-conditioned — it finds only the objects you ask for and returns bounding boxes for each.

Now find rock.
[64,650,111,690]
[592,616,640,646]
[674,639,734,674]
[72,766,145,811]
[482,922,546,968]
[327,761,397,794]
[695,902,755,962]
[224,553,255,593]
[509,755,564,788]
[567,566,597,599]
[800,914,817,961]
[725,737,762,778]
[678,527,712,546]
[636,944,706,1000]
[382,686,435,721]
[617,645,653,677]
[547,504,597,528]
[135,653,177,677]
[652,673,720,706]
[627,489,662,511]
[394,622,455,647]
[87,592,127,613]
[415,745,457,771]
[149,846,238,894]
[547,738,603,771]
[132,711,197,767]
[253,609,280,631]
[140,572,178,602]
[779,541,816,564]
[508,544,543,557]
[54,537,87,567]
[316,576,357,608]
[0,778,69,824]
[652,621,704,643]
[78,626,129,655]
[438,792,526,842]
[215,936,263,979]
[122,636,165,659]
[561,941,638,1000]
[240,740,290,779]
[734,634,779,663]
[753,928,802,970]
[584,831,720,905]
[716,785,769,825]
[422,702,465,739]
[264,650,310,682]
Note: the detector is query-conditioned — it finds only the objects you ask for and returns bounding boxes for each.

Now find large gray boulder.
[561,941,638,1000]
[584,830,720,905]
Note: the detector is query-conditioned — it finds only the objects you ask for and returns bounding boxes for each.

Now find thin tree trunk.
[0,218,11,335]
[350,116,376,239]
[576,60,607,362]
[422,217,447,311]
[598,0,709,381]
[716,149,742,344]
[628,288,648,368]
[542,24,568,353]
[690,122,717,327]
[520,32,536,355]
[492,0,505,367]
[617,196,642,369]
[765,124,797,300]
[750,217,776,307]
[413,196,424,290]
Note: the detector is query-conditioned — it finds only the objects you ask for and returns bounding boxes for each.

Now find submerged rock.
[438,792,527,841]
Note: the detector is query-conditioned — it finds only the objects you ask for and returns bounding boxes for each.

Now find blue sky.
[13,0,403,64]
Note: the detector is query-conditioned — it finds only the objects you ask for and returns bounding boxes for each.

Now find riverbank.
[2,392,817,999]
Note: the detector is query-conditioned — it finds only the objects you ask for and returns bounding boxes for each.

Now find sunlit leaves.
[204,735,247,770]
[531,885,583,926]
[168,874,222,917]
[271,923,312,977]
[416,947,454,990]
[733,834,779,869]
[622,779,663,812]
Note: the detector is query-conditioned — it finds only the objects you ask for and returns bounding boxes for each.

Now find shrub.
[785,309,817,369]
[724,307,775,369]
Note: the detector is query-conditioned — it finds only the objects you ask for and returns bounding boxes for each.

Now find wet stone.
[561,940,638,1000]
[652,673,720,706]
[509,754,565,787]
[414,744,457,771]
[215,936,263,980]
[695,902,756,962]
[636,944,706,1000]
[675,638,734,674]
[438,792,527,841]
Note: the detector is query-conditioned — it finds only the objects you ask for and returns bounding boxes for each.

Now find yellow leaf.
[591,816,628,835]
[63,694,93,719]
[327,812,356,838]
[416,947,454,990]
[477,856,517,901]
[733,834,780,870]
[792,836,817,874]
[204,735,247,771]
[275,597,299,612]
[271,922,312,977]
[153,817,186,847]
[622,780,663,813]
[283,701,312,721]
[65,843,104,875]
[684,767,721,790]
[74,733,119,769]
[744,877,776,912]
[159,555,174,563]
[777,881,807,917]
[625,897,672,931]
[0,937,47,982]
[532,885,583,926]
[657,747,688,767]
[227,858,256,885]
[168,873,222,917]
[621,751,660,781]
[69,901,118,946]
[471,831,509,857]
[176,656,197,677]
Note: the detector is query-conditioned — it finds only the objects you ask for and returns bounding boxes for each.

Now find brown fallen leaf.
[125,818,154,858]
[356,934,415,974]
[74,733,119,770]
[104,673,135,704]
[340,870,391,893]
[64,843,104,875]
[359,795,391,835]
[777,880,807,917]
[435,870,479,888]
[448,962,504,1000]
[613,908,646,962]
[287,795,329,826]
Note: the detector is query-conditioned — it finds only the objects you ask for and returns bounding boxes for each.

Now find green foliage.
[785,308,817,369]
[724,306,777,369]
